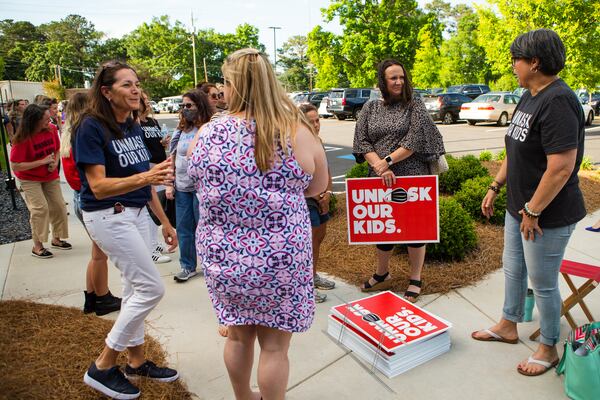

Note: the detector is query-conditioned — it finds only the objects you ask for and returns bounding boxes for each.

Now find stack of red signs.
[328,291,452,378]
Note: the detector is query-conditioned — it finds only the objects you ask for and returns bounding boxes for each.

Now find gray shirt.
[170,127,198,192]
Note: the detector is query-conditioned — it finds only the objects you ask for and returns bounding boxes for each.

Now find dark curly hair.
[510,29,565,76]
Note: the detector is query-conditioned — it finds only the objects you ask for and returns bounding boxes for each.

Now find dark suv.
[327,88,373,120]
[447,84,491,99]
[423,93,473,124]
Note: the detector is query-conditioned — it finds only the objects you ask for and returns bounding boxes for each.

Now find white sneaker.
[155,243,175,254]
[152,251,171,264]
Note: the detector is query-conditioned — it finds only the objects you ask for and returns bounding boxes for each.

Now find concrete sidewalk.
[1,179,599,399]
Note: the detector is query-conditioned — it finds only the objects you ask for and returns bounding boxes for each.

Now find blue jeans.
[175,190,199,272]
[73,190,84,225]
[502,212,575,346]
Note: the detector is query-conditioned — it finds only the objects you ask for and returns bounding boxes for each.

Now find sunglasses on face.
[182,103,195,109]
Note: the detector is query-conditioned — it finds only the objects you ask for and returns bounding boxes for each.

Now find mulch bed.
[318,162,600,295]
[0,172,31,245]
[0,300,192,400]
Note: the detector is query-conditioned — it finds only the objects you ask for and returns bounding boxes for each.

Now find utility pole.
[191,11,198,86]
[268,26,281,70]
[57,65,62,86]
[203,57,208,82]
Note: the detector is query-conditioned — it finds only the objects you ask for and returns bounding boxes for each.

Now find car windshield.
[473,94,501,103]
[447,86,462,93]
[329,91,344,98]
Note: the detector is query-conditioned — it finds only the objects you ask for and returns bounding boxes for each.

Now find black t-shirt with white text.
[505,79,586,228]
[140,117,167,164]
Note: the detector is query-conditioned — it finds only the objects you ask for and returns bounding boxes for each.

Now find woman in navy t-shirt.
[74,61,179,399]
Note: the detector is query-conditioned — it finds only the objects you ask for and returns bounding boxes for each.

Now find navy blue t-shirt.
[74,116,151,211]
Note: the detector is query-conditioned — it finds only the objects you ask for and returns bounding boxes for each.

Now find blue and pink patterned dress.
[188,115,315,333]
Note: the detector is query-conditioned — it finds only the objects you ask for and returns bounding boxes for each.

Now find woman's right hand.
[165,185,174,200]
[144,158,174,187]
[481,190,497,219]
[41,154,54,165]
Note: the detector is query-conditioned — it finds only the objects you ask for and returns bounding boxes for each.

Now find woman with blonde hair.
[188,48,328,400]
[61,92,121,316]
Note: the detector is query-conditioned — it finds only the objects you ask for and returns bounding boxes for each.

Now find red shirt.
[10,125,60,182]
[62,148,81,191]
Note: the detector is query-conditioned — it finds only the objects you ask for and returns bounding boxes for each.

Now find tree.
[125,16,193,98]
[438,9,490,87]
[477,0,600,91]
[318,0,427,87]
[411,16,443,88]
[19,41,81,87]
[278,35,310,92]
[307,26,349,90]
[0,20,45,80]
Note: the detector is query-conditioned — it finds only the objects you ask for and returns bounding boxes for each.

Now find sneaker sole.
[174,273,198,282]
[31,253,53,259]
[83,372,140,399]
[153,259,172,264]
[51,245,72,250]
[315,284,335,290]
[124,371,179,383]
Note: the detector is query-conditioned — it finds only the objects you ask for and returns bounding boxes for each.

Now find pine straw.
[319,162,600,295]
[0,300,192,400]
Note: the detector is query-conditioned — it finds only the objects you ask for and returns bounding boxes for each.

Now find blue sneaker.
[83,362,140,399]
[124,360,179,382]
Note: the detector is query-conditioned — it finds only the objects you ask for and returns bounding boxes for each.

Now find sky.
[1,0,487,60]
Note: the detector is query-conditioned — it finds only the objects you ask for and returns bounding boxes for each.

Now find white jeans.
[83,206,165,352]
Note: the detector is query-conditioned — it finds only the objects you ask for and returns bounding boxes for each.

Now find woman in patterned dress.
[353,59,445,302]
[188,49,328,400]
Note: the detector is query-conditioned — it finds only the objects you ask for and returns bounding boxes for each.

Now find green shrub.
[495,149,506,161]
[329,192,338,215]
[479,150,493,161]
[455,176,507,225]
[580,156,594,171]
[427,197,478,261]
[345,161,369,178]
[438,154,488,194]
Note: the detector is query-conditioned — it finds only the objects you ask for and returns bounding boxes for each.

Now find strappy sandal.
[361,272,393,292]
[404,279,422,302]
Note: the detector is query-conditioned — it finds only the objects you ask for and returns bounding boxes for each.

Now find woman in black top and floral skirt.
[353,59,445,302]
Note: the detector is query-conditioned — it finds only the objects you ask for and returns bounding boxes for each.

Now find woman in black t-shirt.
[472,29,586,377]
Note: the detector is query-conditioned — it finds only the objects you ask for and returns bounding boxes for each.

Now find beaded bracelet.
[523,202,541,218]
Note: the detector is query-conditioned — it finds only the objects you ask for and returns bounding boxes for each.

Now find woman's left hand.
[381,170,396,187]
[519,210,543,241]
[162,224,178,252]
[373,158,389,176]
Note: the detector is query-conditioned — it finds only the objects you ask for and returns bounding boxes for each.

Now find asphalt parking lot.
[156,114,600,192]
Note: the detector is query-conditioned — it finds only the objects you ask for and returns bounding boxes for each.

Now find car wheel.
[467,120,477,126]
[586,111,594,126]
[336,114,346,121]
[497,112,508,126]
[442,112,454,125]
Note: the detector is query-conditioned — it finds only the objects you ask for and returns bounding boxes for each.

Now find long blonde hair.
[60,92,88,157]
[222,48,312,172]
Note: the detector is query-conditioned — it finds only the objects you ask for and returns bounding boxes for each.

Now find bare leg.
[256,326,292,400]
[95,345,120,370]
[472,318,519,341]
[33,239,44,253]
[405,246,426,298]
[224,325,259,400]
[518,343,559,374]
[362,249,393,288]
[127,344,146,368]
[311,224,327,275]
[90,242,109,296]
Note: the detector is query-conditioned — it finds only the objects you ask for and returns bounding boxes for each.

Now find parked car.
[459,92,520,126]
[307,92,328,109]
[581,100,595,126]
[318,96,333,118]
[423,93,473,124]
[447,84,491,99]
[582,92,600,116]
[512,87,527,97]
[291,92,309,104]
[150,100,161,114]
[327,88,373,120]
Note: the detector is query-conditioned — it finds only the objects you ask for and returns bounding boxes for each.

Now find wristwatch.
[384,155,393,166]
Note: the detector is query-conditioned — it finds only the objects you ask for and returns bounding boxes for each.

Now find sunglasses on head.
[182,103,195,109]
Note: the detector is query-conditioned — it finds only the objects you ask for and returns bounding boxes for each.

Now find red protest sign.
[331,291,451,352]
[345,176,439,244]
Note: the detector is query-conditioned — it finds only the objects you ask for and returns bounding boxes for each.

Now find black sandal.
[404,279,422,302]
[31,248,53,259]
[361,272,393,292]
